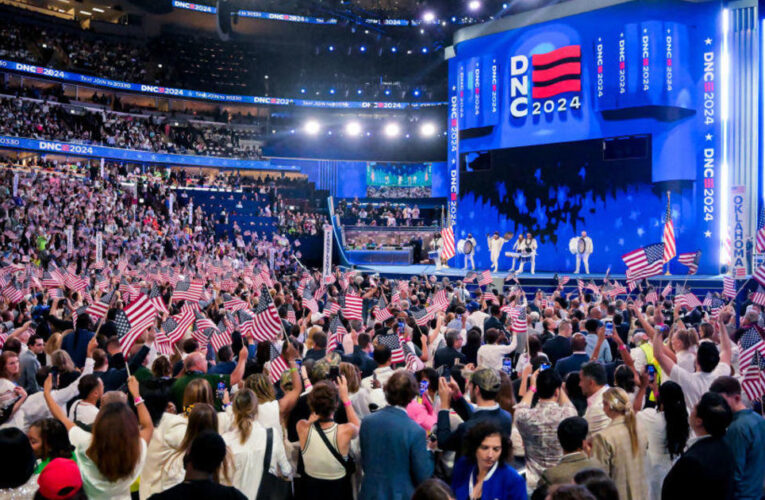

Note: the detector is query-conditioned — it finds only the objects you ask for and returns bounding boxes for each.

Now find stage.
[350,264,732,295]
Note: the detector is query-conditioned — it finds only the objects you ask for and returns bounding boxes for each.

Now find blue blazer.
[452,458,527,500]
[554,353,590,378]
[359,405,434,500]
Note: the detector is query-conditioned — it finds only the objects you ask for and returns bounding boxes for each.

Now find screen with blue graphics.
[447,0,722,275]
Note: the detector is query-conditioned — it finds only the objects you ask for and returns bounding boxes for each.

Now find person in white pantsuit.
[486,232,507,273]
[572,231,594,274]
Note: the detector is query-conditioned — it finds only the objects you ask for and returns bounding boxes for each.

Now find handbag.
[255,428,293,500]
[312,421,356,475]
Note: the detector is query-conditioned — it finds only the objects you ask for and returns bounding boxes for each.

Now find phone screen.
[605,321,613,336]
[501,358,513,375]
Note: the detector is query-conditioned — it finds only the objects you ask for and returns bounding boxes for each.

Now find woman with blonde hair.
[223,389,292,499]
[45,333,63,365]
[243,343,301,435]
[591,387,647,500]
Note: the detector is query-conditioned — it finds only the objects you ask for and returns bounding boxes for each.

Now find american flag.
[741,365,765,401]
[153,331,174,356]
[192,311,219,348]
[739,326,765,370]
[756,206,765,253]
[373,295,393,322]
[431,288,449,311]
[702,292,714,307]
[611,281,627,296]
[478,270,493,286]
[675,287,702,309]
[327,315,348,353]
[223,294,249,312]
[754,262,765,287]
[243,286,282,342]
[286,304,297,324]
[86,290,114,320]
[401,335,423,372]
[171,279,204,303]
[677,250,701,275]
[41,270,63,289]
[662,195,676,263]
[1,279,23,304]
[94,273,109,292]
[645,289,658,304]
[661,282,673,299]
[323,300,341,318]
[64,273,88,293]
[586,280,600,294]
[376,332,404,364]
[148,284,169,315]
[508,307,527,334]
[412,305,437,326]
[558,275,571,286]
[577,279,585,296]
[440,225,456,262]
[390,289,401,306]
[302,286,319,314]
[482,291,497,304]
[323,273,337,286]
[268,353,290,384]
[463,271,477,284]
[71,305,89,328]
[707,296,725,320]
[342,290,363,320]
[752,286,765,307]
[162,309,194,344]
[723,276,737,298]
[115,294,157,353]
[623,243,665,280]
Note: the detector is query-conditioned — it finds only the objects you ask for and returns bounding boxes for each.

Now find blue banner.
[0,135,296,170]
[0,59,444,109]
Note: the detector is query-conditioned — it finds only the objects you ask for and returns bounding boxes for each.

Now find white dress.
[138,412,188,500]
[636,408,675,500]
[223,421,293,500]
[69,426,147,500]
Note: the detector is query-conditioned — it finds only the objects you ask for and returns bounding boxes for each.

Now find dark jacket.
[555,353,590,378]
[436,398,513,455]
[60,329,94,369]
[662,436,735,500]
[433,347,466,369]
[359,406,434,500]
[543,335,572,366]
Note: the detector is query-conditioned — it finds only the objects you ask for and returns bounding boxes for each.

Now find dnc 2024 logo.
[509,45,582,119]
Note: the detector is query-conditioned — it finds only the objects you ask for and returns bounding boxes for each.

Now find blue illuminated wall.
[448,0,723,274]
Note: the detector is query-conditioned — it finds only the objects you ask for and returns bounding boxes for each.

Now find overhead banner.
[322,225,333,277]
[730,185,747,276]
[0,59,443,110]
[0,135,290,171]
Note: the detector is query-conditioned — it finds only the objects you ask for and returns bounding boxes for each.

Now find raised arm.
[278,343,303,419]
[128,376,154,444]
[717,307,732,367]
[230,344,248,387]
[43,374,75,431]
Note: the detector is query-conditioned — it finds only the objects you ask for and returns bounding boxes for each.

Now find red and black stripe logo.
[531,45,582,99]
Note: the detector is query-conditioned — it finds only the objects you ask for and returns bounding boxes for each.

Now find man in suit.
[543,319,573,367]
[554,333,589,378]
[436,368,513,456]
[537,416,602,490]
[483,304,506,336]
[359,370,433,500]
[432,330,466,369]
[662,392,735,500]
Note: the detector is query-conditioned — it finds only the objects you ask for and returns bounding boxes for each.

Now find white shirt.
[70,425,147,500]
[476,337,518,371]
[256,399,283,441]
[223,422,293,500]
[361,366,395,409]
[138,412,188,500]
[584,385,611,437]
[668,362,730,411]
[676,351,696,373]
[468,311,489,334]
[68,400,99,426]
[3,358,95,432]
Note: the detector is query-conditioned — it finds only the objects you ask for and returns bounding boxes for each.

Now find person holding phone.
[0,351,27,424]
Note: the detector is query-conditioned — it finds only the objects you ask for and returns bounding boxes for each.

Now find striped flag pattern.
[662,195,676,263]
[478,270,492,286]
[623,243,665,280]
[115,294,157,353]
[723,276,736,298]
[752,286,765,307]
[440,226,456,262]
[756,206,765,253]
[243,287,282,342]
[677,250,701,275]
[754,262,765,287]
[343,291,363,320]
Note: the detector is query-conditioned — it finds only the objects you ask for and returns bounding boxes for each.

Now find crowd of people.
[0,9,443,101]
[0,96,263,160]
[0,159,760,500]
[336,199,437,227]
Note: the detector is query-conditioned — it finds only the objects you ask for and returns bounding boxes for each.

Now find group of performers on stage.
[429,230,594,275]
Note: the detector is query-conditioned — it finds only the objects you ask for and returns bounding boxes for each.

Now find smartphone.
[501,358,513,375]
[216,381,226,401]
[397,320,405,334]
[647,364,656,382]
[329,366,340,382]
[540,363,551,371]
[50,367,59,389]
[443,366,451,382]
[295,359,303,369]
[604,321,614,336]
[419,380,429,396]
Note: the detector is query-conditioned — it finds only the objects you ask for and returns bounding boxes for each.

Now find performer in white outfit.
[570,230,594,274]
[516,233,538,274]
[486,232,507,273]
[463,233,477,270]
[431,233,444,271]
[511,234,523,270]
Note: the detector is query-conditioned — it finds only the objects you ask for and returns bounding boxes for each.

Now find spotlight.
[329,88,336,94]
[468,0,481,11]
[360,46,366,52]
[385,89,391,96]
[422,11,435,22]
[328,45,334,51]
[264,75,269,79]
[413,89,421,97]
[420,122,436,137]
[357,89,363,95]
[391,47,397,53]
[384,123,400,137]
[301,88,306,94]
[345,122,362,137]
[421,47,428,54]
[304,120,321,135]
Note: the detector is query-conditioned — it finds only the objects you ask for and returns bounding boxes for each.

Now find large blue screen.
[448,0,723,275]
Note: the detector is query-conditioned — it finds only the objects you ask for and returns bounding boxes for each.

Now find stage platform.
[351,264,734,294]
